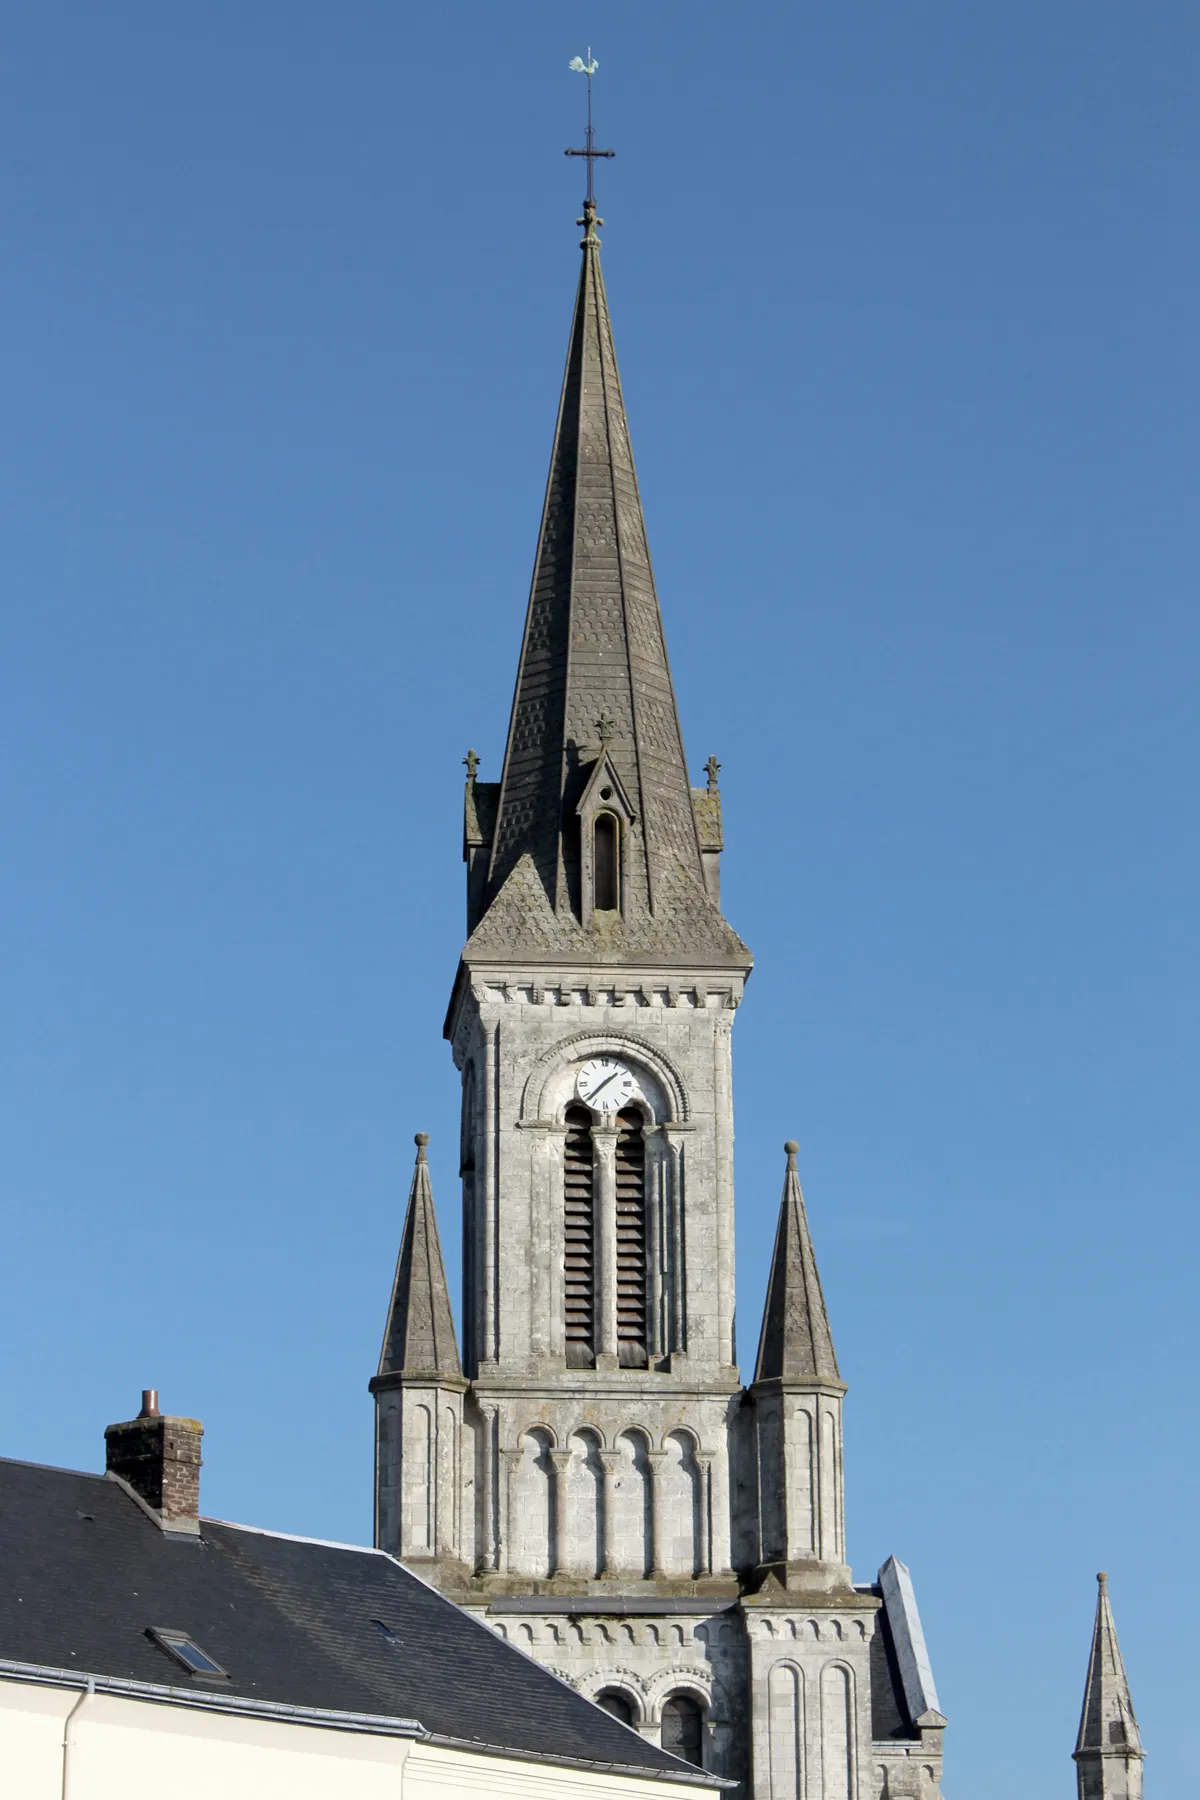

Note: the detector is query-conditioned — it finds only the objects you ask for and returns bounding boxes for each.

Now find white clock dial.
[575,1056,638,1114]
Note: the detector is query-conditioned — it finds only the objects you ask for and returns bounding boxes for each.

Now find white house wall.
[0,1679,708,1800]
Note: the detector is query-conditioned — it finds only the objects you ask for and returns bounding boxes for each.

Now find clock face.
[575,1056,638,1114]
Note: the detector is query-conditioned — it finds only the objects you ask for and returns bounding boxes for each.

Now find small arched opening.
[596,1689,637,1728]
[593,812,620,911]
[661,1692,705,1768]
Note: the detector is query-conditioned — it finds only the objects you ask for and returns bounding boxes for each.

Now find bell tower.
[373,115,946,1798]
[445,185,753,1595]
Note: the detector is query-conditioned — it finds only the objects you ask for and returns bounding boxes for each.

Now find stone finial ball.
[784,1140,799,1156]
[415,1132,430,1147]
[1097,1571,1108,1584]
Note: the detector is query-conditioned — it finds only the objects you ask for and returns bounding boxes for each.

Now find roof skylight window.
[146,1627,228,1679]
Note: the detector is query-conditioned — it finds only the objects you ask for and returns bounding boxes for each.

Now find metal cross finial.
[705,754,722,791]
[565,51,614,216]
[463,748,480,782]
[596,711,616,748]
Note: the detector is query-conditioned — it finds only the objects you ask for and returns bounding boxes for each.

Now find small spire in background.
[1074,1570,1143,1800]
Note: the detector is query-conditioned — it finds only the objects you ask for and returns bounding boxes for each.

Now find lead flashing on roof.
[427,1729,733,1788]
[877,1556,944,1727]
[105,1469,200,1538]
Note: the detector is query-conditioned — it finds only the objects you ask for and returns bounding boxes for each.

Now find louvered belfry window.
[615,1108,648,1367]
[564,1104,596,1365]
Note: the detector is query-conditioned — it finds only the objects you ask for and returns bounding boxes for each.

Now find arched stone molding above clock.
[519,1030,690,1126]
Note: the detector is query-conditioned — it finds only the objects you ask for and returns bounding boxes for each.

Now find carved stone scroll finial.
[463,748,480,783]
[596,711,616,748]
[705,754,722,791]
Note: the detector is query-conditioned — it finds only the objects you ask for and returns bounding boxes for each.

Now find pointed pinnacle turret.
[377,1135,461,1380]
[1074,1573,1144,1800]
[754,1142,842,1385]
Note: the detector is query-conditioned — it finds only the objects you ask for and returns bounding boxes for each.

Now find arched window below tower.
[661,1693,704,1767]
[563,1104,595,1367]
[596,1689,636,1727]
[615,1107,648,1367]
[593,812,620,911]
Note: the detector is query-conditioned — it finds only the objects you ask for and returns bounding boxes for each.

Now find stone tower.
[373,190,946,1799]
[1074,1574,1144,1800]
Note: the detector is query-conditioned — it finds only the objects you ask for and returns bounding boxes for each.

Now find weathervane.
[565,51,614,215]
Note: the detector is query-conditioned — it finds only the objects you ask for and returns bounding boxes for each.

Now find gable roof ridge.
[0,1454,110,1482]
[204,1517,395,1558]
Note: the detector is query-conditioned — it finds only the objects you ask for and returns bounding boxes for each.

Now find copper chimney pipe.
[138,1389,161,1419]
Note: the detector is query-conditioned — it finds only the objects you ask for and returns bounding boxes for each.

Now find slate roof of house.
[470,205,750,973]
[0,1455,716,1784]
[374,1136,461,1383]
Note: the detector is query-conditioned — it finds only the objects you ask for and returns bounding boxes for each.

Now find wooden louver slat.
[563,1105,595,1366]
[615,1108,648,1368]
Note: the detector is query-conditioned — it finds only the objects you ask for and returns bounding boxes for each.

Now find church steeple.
[462,199,748,969]
[1074,1573,1144,1800]
[387,102,946,1795]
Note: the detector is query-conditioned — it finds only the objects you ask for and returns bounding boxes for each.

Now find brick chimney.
[104,1390,203,1534]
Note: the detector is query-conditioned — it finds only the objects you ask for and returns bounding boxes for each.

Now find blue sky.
[1,5,1195,1793]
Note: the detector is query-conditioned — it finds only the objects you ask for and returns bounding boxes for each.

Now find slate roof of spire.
[469,207,750,971]
[375,1137,461,1381]
[1074,1573,1143,1771]
[753,1143,842,1385]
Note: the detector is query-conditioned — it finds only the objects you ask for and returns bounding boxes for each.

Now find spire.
[754,1142,842,1385]
[1074,1573,1144,1800]
[481,198,718,939]
[377,1135,461,1380]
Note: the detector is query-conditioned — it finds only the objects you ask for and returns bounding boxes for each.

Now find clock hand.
[587,1070,620,1101]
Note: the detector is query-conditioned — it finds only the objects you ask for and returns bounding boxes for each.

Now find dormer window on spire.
[593,812,620,910]
[576,754,634,924]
